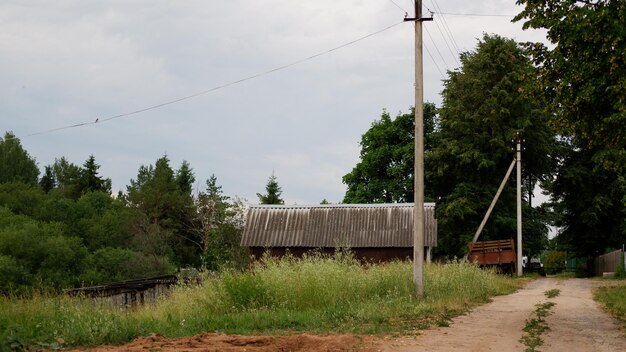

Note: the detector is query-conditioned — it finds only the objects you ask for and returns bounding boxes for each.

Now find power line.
[388,0,408,15]
[424,26,450,72]
[430,0,462,56]
[435,11,514,17]
[24,20,404,138]
[427,8,461,67]
[423,43,445,79]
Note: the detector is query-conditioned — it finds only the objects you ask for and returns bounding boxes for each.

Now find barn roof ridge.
[249,202,436,209]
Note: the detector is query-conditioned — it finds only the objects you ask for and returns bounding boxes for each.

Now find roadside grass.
[0,253,520,350]
[594,284,626,327]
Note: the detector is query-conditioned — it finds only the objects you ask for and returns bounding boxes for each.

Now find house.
[241,203,437,262]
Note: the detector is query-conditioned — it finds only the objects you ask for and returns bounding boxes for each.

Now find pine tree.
[257,173,284,204]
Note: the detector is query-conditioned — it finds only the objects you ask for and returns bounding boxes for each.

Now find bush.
[543,251,566,275]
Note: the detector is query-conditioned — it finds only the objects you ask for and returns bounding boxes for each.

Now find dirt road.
[80,278,626,351]
[377,278,626,352]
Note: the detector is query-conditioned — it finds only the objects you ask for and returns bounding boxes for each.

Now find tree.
[39,165,55,193]
[175,161,195,195]
[257,173,284,204]
[195,174,247,270]
[0,132,39,185]
[515,0,626,255]
[79,155,112,194]
[126,156,200,266]
[50,157,82,199]
[429,34,554,257]
[342,104,438,203]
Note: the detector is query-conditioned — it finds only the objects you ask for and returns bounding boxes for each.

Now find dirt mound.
[76,332,378,352]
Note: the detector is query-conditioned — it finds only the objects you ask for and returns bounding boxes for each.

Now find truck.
[468,239,516,275]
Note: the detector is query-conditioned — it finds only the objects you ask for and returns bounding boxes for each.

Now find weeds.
[544,289,561,298]
[0,253,519,349]
[519,299,557,352]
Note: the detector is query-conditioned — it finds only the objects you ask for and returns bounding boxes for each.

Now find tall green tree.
[0,132,39,185]
[50,157,82,199]
[195,174,247,270]
[429,34,554,258]
[39,165,56,193]
[126,156,199,266]
[257,173,284,204]
[79,155,112,194]
[516,0,626,255]
[342,104,438,203]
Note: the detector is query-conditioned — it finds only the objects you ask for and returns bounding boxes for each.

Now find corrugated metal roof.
[241,203,437,248]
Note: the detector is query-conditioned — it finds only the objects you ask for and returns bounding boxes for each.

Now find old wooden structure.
[65,275,178,307]
[241,203,437,262]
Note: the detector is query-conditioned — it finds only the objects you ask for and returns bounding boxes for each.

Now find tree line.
[0,133,267,294]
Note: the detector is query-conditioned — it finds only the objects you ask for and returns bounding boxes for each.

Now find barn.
[241,203,437,262]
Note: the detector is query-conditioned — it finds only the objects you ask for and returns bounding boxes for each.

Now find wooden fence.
[590,249,624,277]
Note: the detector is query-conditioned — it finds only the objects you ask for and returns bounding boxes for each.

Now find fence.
[589,249,624,277]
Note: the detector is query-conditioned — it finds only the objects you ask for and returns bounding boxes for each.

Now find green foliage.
[429,34,554,257]
[79,155,112,194]
[257,173,284,204]
[80,248,174,285]
[342,104,438,203]
[515,0,626,257]
[544,288,560,298]
[520,301,556,352]
[0,182,45,217]
[542,251,566,275]
[127,155,200,267]
[0,257,519,349]
[0,207,88,290]
[0,132,39,185]
[195,175,248,271]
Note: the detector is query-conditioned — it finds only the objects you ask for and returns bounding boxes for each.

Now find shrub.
[543,251,566,275]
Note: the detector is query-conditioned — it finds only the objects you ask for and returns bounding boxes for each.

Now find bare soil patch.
[74,333,378,352]
[76,278,626,352]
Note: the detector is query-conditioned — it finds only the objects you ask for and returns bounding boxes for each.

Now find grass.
[0,252,520,350]
[594,284,626,327]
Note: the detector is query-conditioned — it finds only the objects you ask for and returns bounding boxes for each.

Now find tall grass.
[1,253,519,350]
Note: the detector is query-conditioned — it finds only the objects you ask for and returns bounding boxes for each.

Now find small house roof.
[241,203,437,248]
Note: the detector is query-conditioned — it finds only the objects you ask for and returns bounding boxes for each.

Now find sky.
[1,0,550,205]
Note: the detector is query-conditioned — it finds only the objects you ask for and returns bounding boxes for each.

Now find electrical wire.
[430,0,462,56]
[24,20,404,138]
[388,0,408,15]
[434,11,514,17]
[424,26,450,72]
[423,43,445,79]
[428,8,461,67]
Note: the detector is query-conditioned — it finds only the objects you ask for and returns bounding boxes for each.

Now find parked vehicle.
[468,239,516,275]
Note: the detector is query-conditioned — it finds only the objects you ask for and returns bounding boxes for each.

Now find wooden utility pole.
[516,135,523,276]
[405,0,431,298]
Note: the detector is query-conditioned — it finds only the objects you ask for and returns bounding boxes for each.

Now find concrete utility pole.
[516,135,523,276]
[406,0,431,298]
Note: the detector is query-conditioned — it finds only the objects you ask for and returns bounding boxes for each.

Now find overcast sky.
[2,0,549,205]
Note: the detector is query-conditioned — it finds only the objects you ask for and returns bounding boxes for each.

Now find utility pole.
[516,135,523,276]
[406,0,431,298]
